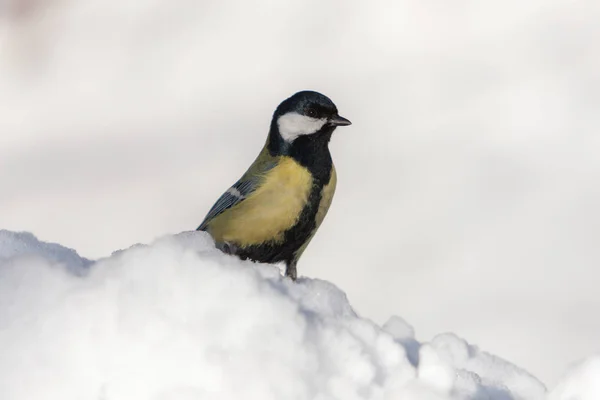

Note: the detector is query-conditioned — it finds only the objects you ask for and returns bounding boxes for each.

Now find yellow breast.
[292,165,337,260]
[315,164,337,228]
[207,156,313,246]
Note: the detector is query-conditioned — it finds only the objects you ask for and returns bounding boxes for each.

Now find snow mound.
[548,356,600,400]
[0,230,587,399]
[0,230,92,272]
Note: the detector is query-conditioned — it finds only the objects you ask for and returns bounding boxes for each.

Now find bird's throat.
[268,125,334,184]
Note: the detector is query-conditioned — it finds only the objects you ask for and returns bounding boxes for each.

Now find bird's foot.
[285,261,297,281]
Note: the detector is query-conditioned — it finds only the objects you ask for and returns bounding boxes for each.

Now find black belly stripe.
[235,181,324,264]
[234,126,334,265]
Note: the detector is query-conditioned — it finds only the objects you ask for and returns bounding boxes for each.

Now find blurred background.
[1,0,599,386]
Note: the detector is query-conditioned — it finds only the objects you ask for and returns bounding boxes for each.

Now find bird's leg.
[285,260,297,281]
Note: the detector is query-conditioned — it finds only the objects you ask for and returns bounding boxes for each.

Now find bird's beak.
[329,115,352,126]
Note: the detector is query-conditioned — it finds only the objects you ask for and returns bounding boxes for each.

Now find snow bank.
[548,356,600,400]
[2,0,600,385]
[0,230,92,272]
[3,229,587,400]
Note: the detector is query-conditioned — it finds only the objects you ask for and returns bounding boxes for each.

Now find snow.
[549,356,600,400]
[0,230,595,400]
[0,230,92,273]
[1,0,600,387]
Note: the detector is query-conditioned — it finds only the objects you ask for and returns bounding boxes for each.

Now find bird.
[197,90,351,280]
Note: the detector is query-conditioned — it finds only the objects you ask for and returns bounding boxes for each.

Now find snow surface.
[2,0,600,386]
[548,356,600,400]
[0,230,596,400]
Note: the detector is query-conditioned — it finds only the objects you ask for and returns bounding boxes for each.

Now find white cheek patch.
[277,112,327,142]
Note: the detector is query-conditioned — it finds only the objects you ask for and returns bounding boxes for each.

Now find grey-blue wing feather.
[196,180,253,230]
[197,159,276,231]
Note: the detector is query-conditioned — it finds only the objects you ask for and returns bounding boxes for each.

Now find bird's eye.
[306,108,318,118]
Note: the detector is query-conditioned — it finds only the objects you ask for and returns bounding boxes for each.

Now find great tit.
[197,90,351,280]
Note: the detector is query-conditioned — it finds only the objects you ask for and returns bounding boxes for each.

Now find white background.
[1,0,599,385]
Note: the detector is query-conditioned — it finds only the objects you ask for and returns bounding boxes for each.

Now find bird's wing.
[197,150,276,231]
[197,179,258,230]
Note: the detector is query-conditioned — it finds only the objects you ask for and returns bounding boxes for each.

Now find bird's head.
[271,91,351,146]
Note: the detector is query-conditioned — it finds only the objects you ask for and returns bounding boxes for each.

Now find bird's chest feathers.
[214,157,315,245]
